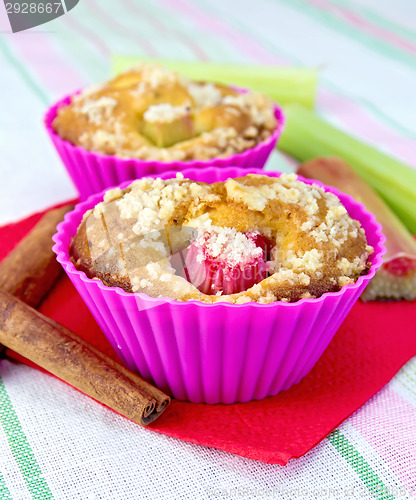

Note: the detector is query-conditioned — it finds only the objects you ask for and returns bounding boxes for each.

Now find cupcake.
[53,167,385,404]
[45,64,285,200]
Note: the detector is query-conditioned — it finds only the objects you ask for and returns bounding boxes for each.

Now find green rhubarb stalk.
[278,105,416,234]
[141,113,194,148]
[112,56,318,109]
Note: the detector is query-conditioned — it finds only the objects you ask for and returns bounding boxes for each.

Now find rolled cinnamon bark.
[0,205,74,308]
[0,205,73,357]
[0,290,170,425]
[0,205,170,424]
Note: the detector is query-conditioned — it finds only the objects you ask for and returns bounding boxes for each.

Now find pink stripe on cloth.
[161,0,285,65]
[319,89,416,168]
[0,4,10,30]
[4,33,86,97]
[122,0,209,61]
[305,0,416,57]
[351,386,416,494]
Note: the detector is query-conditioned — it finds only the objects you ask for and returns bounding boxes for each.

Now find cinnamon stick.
[0,205,74,308]
[0,204,170,424]
[0,204,73,357]
[0,290,170,425]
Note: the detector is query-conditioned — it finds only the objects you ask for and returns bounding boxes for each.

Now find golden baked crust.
[70,174,373,304]
[53,64,277,161]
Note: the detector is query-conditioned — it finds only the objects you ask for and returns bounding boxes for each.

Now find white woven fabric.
[1,0,416,497]
[2,360,415,500]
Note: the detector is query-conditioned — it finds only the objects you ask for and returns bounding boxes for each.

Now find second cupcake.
[45,64,284,199]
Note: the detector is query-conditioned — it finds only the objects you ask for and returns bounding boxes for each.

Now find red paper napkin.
[2,205,416,466]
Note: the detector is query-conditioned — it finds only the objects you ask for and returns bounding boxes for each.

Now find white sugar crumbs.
[191,226,263,266]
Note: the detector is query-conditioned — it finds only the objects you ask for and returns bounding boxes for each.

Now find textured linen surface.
[1,0,416,499]
[3,207,415,468]
[0,209,414,469]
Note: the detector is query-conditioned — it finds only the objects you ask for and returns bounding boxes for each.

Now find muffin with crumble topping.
[70,172,373,304]
[45,64,284,200]
[53,167,385,403]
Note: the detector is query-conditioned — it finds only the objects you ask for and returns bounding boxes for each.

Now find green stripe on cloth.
[328,0,416,45]
[0,473,13,500]
[279,0,416,72]
[0,39,49,105]
[0,377,53,500]
[328,430,395,500]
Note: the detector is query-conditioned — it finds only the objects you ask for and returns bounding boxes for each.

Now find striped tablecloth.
[1,1,416,498]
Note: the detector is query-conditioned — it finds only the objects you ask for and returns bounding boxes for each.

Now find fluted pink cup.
[52,167,385,404]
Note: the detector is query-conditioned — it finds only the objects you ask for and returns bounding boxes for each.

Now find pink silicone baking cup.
[52,167,385,404]
[44,92,285,200]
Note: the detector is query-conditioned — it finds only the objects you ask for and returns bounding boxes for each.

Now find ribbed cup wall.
[53,167,385,403]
